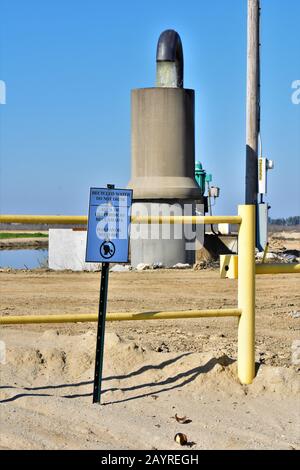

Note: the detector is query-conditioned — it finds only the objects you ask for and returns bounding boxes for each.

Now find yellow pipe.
[131,215,242,225]
[237,205,256,385]
[256,263,300,275]
[0,309,242,325]
[0,214,242,226]
[220,258,300,279]
[0,215,88,225]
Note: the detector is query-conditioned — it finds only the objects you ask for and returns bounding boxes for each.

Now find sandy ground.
[269,231,300,252]
[0,269,299,450]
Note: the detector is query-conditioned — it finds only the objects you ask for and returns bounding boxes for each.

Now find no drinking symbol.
[100,240,116,259]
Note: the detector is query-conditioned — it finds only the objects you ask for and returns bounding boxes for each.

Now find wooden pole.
[245,0,260,205]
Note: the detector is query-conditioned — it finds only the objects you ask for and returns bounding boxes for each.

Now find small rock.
[172,263,191,269]
[290,311,300,319]
[199,261,207,269]
[256,252,278,260]
[153,262,164,269]
[283,255,298,262]
[157,342,169,352]
[136,263,150,271]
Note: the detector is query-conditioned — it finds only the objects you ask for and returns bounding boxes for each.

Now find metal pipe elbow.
[156,29,184,88]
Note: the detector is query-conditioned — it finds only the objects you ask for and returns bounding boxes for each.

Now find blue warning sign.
[85,187,132,263]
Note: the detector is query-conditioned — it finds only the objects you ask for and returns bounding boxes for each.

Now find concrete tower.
[128,30,203,267]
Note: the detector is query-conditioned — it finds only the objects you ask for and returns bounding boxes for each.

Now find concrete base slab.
[48,229,100,271]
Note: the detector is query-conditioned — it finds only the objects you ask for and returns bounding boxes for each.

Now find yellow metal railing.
[0,207,252,384]
[256,263,300,275]
[132,215,242,225]
[0,214,88,225]
[0,309,242,325]
[1,205,299,386]
[0,214,241,226]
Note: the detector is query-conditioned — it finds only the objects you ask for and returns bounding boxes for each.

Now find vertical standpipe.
[128,30,203,267]
[238,205,256,384]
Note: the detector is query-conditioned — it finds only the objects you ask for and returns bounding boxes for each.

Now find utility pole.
[245,0,260,205]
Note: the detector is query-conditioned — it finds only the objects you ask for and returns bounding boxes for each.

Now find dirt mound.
[250,365,300,396]
[3,330,299,397]
[1,328,300,450]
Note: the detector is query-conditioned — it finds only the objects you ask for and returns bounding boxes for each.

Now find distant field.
[0,232,48,239]
[269,225,300,233]
[0,223,85,231]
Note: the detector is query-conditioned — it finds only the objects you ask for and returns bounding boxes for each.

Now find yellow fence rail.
[131,215,242,225]
[0,215,88,225]
[0,309,242,325]
[0,214,242,225]
[220,255,300,279]
[1,205,299,386]
[256,263,300,275]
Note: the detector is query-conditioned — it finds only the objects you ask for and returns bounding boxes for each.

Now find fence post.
[238,204,256,384]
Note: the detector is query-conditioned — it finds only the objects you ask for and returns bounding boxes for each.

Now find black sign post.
[93,183,114,405]
[93,261,110,404]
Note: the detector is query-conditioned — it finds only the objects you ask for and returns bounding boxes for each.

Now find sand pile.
[2,329,299,397]
[1,328,299,450]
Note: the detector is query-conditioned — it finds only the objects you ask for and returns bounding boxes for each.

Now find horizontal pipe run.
[0,214,242,226]
[0,215,88,225]
[0,309,242,325]
[131,215,242,225]
[256,263,300,275]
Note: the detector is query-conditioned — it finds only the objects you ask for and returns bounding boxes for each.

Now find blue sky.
[0,0,299,218]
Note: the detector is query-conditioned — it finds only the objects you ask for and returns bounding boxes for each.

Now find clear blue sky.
[0,0,299,218]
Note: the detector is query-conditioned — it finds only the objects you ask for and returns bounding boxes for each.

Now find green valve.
[195,161,206,195]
